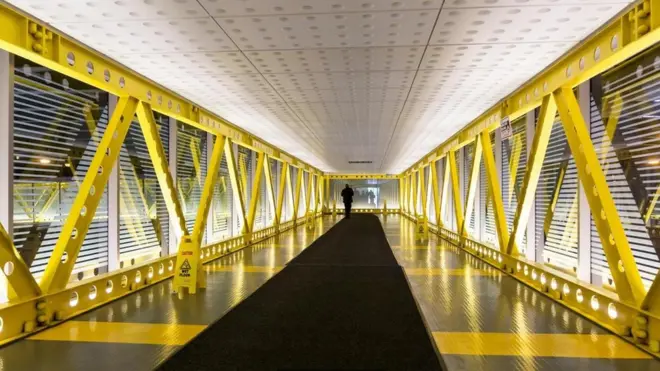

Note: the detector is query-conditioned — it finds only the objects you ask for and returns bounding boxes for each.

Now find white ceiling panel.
[199,0,444,16]
[430,4,624,45]
[216,10,438,50]
[58,18,235,55]
[245,47,424,74]
[14,0,208,22]
[5,0,634,173]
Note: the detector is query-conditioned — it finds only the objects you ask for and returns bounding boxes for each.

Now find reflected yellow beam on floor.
[432,332,651,359]
[29,321,205,346]
[205,265,282,273]
[404,268,491,276]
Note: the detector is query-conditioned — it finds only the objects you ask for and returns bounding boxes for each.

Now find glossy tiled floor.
[1,214,658,371]
[383,215,660,371]
[0,217,339,371]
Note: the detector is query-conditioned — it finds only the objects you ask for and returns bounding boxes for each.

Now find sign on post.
[172,236,205,294]
[415,215,428,242]
[500,116,512,140]
[306,211,315,230]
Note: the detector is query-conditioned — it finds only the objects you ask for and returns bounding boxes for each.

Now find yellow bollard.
[306,211,315,230]
[332,199,337,217]
[383,199,387,214]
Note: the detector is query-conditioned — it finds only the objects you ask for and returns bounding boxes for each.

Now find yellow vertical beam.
[40,96,138,293]
[448,150,464,232]
[507,95,557,256]
[224,140,248,234]
[412,171,418,216]
[399,177,405,213]
[305,172,313,215]
[554,86,645,305]
[0,223,41,299]
[480,130,510,252]
[292,168,303,221]
[315,175,322,214]
[136,101,188,239]
[246,152,265,232]
[462,137,483,237]
[324,176,330,211]
[439,157,450,227]
[285,165,294,221]
[430,161,441,225]
[262,156,277,226]
[419,166,427,218]
[192,134,226,242]
[275,162,288,226]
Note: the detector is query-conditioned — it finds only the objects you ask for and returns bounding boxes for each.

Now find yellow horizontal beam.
[325,174,399,180]
[403,0,660,175]
[0,1,319,174]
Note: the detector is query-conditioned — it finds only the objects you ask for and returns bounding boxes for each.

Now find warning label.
[179,259,191,277]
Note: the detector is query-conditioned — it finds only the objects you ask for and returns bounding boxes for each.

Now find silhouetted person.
[368,190,375,206]
[341,184,354,218]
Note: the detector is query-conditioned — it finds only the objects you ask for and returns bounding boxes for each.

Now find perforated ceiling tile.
[431,4,627,45]
[445,0,632,7]
[245,47,424,74]
[58,18,235,54]
[199,0,444,16]
[266,71,416,90]
[117,52,258,75]
[419,43,568,71]
[216,10,438,50]
[11,0,208,22]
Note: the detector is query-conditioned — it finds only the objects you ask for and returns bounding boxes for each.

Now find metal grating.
[13,57,109,279]
[590,47,660,288]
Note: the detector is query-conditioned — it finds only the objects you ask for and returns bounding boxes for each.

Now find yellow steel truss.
[430,162,441,225]
[224,140,248,235]
[554,86,645,305]
[480,130,510,252]
[246,152,266,232]
[419,166,427,218]
[275,162,288,226]
[462,137,483,238]
[506,95,557,256]
[439,157,450,227]
[262,155,277,226]
[0,223,41,299]
[447,151,464,232]
[192,134,226,243]
[136,102,188,240]
[40,96,138,293]
[292,168,303,222]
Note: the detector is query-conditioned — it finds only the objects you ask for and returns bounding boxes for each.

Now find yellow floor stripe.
[432,332,651,359]
[205,265,283,273]
[404,268,491,276]
[391,245,444,250]
[30,321,205,346]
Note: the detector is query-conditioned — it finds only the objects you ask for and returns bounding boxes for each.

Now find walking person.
[341,184,354,218]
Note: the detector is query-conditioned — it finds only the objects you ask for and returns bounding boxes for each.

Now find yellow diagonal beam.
[246,152,266,232]
[192,134,226,242]
[507,95,557,256]
[304,171,313,215]
[419,167,427,218]
[412,171,418,216]
[40,96,138,293]
[0,223,41,299]
[275,162,288,226]
[507,134,523,206]
[462,137,483,237]
[448,151,464,232]
[554,86,644,305]
[430,162,441,224]
[480,130,510,252]
[439,157,450,227]
[292,168,303,220]
[224,140,248,234]
[262,156,277,226]
[285,165,294,220]
[136,101,188,240]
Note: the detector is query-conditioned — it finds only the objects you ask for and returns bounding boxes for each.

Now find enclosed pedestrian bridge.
[0,0,658,369]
